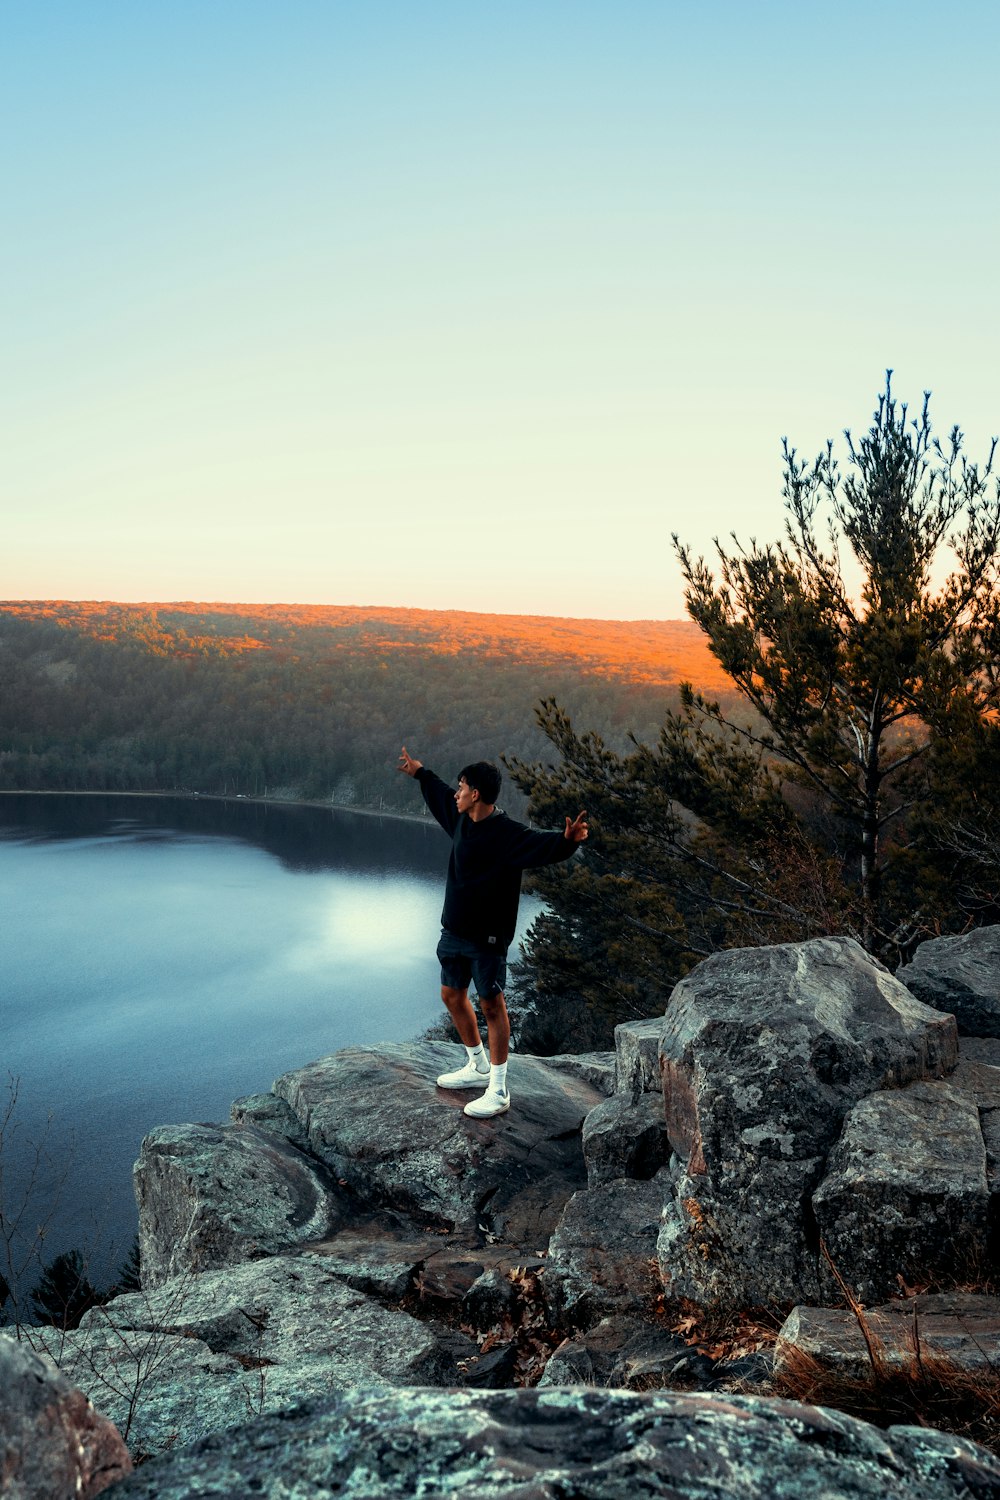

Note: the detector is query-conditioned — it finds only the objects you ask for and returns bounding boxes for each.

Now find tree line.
[0,604,707,820]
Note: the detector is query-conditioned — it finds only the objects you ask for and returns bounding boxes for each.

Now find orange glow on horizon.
[0,600,732,692]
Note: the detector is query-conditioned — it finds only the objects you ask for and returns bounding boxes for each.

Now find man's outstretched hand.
[398,746,423,777]
[564,810,588,843]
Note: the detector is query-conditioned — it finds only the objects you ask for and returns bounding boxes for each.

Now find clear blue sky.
[4,1,999,618]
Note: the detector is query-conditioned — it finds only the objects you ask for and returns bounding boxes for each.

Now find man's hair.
[459,761,502,804]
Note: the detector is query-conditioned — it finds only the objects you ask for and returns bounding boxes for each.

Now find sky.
[4,1,999,620]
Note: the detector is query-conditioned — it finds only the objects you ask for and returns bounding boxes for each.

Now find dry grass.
[774,1339,1000,1452]
[770,1245,1000,1453]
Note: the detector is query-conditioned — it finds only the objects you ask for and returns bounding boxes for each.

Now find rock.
[613,1017,664,1101]
[30,1254,473,1457]
[951,1048,1000,1206]
[709,1349,775,1391]
[540,1313,714,1390]
[462,1265,520,1328]
[962,1037,1000,1067]
[461,1342,520,1388]
[657,936,958,1310]
[582,1092,669,1186]
[273,1042,602,1246]
[812,1080,990,1303]
[230,1091,309,1147]
[951,1056,1000,1109]
[106,1386,1000,1499]
[134,1121,341,1287]
[775,1293,1000,1382]
[542,1050,617,1094]
[545,1178,664,1328]
[301,1223,430,1299]
[0,1333,132,1499]
[898,927,1000,1036]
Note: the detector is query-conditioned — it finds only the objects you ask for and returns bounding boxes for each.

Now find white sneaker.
[436,1060,491,1090]
[463,1087,511,1119]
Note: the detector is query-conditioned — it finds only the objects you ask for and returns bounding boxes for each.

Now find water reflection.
[0,791,443,873]
[0,793,535,1296]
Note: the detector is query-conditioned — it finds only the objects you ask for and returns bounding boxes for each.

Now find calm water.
[0,793,539,1291]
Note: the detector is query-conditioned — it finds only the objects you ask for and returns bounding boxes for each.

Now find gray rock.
[461,1341,519,1388]
[614,1017,664,1101]
[582,1092,668,1186]
[709,1349,776,1391]
[545,1178,664,1328]
[539,1313,713,1390]
[302,1223,431,1299]
[106,1386,1000,1499]
[543,1050,617,1094]
[657,936,958,1310]
[981,1109,1000,1199]
[134,1121,341,1287]
[31,1254,471,1458]
[962,1036,1000,1067]
[812,1080,990,1303]
[951,1056,1000,1109]
[775,1293,1000,1381]
[274,1041,602,1245]
[230,1091,308,1147]
[898,927,1000,1036]
[950,1051,1000,1200]
[0,1333,132,1499]
[462,1265,520,1328]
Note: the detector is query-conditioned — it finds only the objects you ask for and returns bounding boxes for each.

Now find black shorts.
[436,930,508,1000]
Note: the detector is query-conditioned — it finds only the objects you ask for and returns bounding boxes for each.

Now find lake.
[0,793,540,1296]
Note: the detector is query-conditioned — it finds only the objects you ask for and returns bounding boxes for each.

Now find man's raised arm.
[398,745,458,834]
[398,746,423,777]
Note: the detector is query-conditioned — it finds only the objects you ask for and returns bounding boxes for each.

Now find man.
[398,746,587,1118]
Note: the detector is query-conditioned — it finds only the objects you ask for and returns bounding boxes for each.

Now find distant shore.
[0,787,431,826]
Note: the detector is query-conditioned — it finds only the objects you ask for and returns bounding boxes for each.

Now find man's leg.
[463,984,511,1118]
[479,991,510,1065]
[440,985,481,1048]
[435,983,490,1089]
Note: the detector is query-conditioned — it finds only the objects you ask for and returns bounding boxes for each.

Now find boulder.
[29,1254,473,1457]
[962,1037,1000,1068]
[657,936,958,1309]
[230,1091,309,1147]
[106,1386,1000,1500]
[544,1178,664,1328]
[775,1293,1000,1383]
[0,1333,131,1499]
[582,1092,669,1186]
[134,1121,341,1287]
[898,927,1000,1036]
[273,1041,602,1245]
[613,1017,664,1101]
[951,1047,1000,1208]
[302,1222,433,1300]
[539,1313,713,1390]
[542,1050,617,1095]
[812,1080,990,1303]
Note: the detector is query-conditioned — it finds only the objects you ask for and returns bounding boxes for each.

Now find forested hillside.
[0,602,729,816]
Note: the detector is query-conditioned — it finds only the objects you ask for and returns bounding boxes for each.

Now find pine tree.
[675,373,1000,956]
[506,697,847,1049]
[509,378,1000,1045]
[30,1248,102,1330]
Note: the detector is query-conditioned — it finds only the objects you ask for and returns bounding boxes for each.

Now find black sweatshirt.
[415,766,578,948]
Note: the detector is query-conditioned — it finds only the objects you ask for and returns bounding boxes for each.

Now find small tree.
[675,373,1000,956]
[30,1248,103,1331]
[506,696,848,1048]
